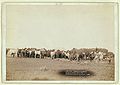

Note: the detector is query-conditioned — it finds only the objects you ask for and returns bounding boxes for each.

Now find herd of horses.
[6,48,114,63]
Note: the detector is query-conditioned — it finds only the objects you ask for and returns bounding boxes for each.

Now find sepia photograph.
[1,2,119,83]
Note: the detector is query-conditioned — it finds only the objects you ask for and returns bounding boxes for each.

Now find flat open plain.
[6,57,114,81]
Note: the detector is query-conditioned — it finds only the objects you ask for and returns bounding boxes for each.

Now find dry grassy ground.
[6,57,114,81]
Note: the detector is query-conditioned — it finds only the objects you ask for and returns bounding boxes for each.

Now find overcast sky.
[6,3,115,52]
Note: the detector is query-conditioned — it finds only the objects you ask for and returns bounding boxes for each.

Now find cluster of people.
[6,48,114,63]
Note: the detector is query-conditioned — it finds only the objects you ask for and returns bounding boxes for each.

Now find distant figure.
[50,50,56,59]
[35,50,41,58]
[108,58,111,63]
[9,49,17,58]
[11,53,16,58]
[106,55,112,64]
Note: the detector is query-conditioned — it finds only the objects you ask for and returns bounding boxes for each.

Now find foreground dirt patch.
[6,57,114,81]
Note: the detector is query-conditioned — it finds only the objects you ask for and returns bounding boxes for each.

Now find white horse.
[99,52,104,61]
[35,50,41,58]
[50,50,56,59]
[94,52,104,63]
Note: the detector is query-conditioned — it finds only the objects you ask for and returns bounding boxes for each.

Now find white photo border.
[1,2,119,84]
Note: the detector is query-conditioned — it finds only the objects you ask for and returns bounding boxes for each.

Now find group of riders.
[7,48,114,63]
